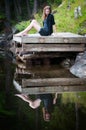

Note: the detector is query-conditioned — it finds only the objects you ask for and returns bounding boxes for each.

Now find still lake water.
[0,53,86,130]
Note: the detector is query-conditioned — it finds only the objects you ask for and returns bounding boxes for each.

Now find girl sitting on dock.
[15,5,56,36]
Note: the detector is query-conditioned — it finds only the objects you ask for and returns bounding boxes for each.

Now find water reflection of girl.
[15,5,56,36]
[15,93,58,122]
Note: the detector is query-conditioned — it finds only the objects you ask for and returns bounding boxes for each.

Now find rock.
[0,40,8,48]
[70,51,86,78]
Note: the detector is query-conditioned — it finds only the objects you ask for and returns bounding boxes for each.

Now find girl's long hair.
[42,6,51,21]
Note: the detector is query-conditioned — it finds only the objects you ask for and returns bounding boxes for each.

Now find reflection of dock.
[15,64,74,78]
[22,78,86,94]
[11,32,86,63]
[14,64,86,94]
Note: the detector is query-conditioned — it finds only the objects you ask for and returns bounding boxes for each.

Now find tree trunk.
[32,0,38,15]
[26,0,31,18]
[4,0,11,21]
[16,0,22,15]
[13,0,20,20]
[35,95,41,130]
[4,51,12,109]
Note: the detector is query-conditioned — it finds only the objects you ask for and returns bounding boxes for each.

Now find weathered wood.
[22,78,86,87]
[16,54,26,63]
[11,32,86,60]
[18,52,76,60]
[21,43,85,52]
[22,85,86,94]
[13,33,86,43]
[15,66,74,78]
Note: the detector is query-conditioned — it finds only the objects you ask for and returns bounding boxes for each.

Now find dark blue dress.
[37,94,53,113]
[39,13,55,36]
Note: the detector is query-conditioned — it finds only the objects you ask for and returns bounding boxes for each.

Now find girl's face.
[45,112,50,121]
[45,8,50,16]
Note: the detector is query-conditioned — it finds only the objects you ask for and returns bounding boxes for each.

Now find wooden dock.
[12,32,86,52]
[12,32,86,94]
[11,32,86,63]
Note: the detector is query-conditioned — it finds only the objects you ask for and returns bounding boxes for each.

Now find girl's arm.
[53,24,57,34]
[53,92,58,104]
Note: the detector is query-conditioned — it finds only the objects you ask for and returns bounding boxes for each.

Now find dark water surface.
[0,54,86,130]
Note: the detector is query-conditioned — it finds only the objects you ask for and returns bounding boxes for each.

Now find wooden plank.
[22,85,86,94]
[22,37,85,44]
[13,33,86,43]
[21,43,85,52]
[20,52,75,59]
[15,44,85,53]
[22,78,86,87]
[15,67,75,78]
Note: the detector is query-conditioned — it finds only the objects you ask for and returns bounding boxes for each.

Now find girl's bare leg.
[29,99,41,109]
[15,94,41,109]
[15,20,41,36]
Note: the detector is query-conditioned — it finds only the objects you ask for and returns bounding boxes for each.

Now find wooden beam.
[22,78,86,87]
[15,67,74,78]
[13,33,86,43]
[16,52,77,60]
[21,43,85,52]
[22,85,86,94]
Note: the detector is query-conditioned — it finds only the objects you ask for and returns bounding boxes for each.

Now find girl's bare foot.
[14,32,28,37]
[15,94,29,102]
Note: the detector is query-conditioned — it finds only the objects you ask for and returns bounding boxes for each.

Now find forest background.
[0,0,86,35]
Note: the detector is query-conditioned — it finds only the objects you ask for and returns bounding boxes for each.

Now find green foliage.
[15,20,37,34]
[70,0,75,3]
[62,92,86,107]
[78,20,86,35]
[54,0,86,34]
[54,0,62,5]
[15,21,30,31]
[0,93,15,116]
[50,104,75,130]
[0,12,5,19]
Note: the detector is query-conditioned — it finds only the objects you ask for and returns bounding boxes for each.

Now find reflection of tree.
[4,52,14,109]
[48,103,75,130]
[35,107,41,130]
[75,102,79,130]
[75,93,79,130]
